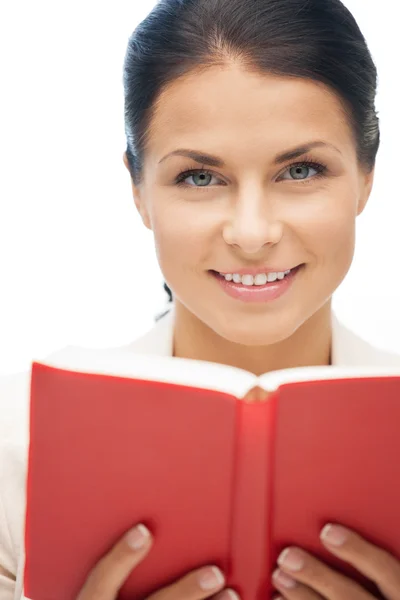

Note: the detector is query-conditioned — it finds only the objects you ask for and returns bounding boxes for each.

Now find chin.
[212,315,299,347]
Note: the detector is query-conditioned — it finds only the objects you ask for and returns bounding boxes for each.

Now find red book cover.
[23,347,400,600]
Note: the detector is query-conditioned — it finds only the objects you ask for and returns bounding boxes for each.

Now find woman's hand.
[76,523,239,600]
[272,524,400,600]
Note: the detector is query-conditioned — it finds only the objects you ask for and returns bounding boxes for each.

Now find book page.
[259,365,400,391]
[34,346,400,397]
[35,345,259,398]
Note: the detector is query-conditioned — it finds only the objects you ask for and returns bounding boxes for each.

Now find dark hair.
[123,0,380,307]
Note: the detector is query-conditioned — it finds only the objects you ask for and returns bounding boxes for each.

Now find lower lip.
[210,265,304,303]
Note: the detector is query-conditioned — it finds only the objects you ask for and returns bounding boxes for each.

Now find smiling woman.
[1,2,400,600]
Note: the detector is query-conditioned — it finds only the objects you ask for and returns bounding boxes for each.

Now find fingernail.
[220,589,240,600]
[198,566,225,590]
[277,548,304,571]
[126,524,151,550]
[321,524,348,547]
[272,568,297,589]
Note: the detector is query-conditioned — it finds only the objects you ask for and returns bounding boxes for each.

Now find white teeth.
[221,269,292,286]
[254,273,267,286]
[241,274,254,286]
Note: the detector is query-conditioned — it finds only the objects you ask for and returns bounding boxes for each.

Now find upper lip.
[215,264,302,276]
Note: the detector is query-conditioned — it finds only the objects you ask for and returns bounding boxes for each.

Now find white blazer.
[1,305,399,600]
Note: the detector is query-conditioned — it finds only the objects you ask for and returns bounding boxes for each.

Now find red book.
[24,346,400,600]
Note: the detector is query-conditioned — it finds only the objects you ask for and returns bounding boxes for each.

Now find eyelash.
[175,158,328,189]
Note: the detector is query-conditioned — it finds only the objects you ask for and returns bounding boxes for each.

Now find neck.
[172,301,333,377]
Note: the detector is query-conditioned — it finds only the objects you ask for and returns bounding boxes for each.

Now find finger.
[147,564,227,600]
[320,524,400,600]
[76,524,152,600]
[276,546,373,600]
[272,568,324,600]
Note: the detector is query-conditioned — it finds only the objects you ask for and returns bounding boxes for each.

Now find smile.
[209,264,304,303]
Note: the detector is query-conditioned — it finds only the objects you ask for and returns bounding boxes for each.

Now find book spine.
[227,396,277,600]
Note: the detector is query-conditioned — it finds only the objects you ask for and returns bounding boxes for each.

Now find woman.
[1,0,400,599]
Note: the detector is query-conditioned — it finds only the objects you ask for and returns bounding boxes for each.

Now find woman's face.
[125,64,374,346]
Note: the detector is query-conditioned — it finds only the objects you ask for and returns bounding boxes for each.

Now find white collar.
[126,303,400,367]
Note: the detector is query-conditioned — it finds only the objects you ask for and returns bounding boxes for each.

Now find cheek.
[150,200,210,274]
[314,213,355,255]
[296,191,357,284]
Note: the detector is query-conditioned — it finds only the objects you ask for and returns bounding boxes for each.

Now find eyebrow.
[158,141,342,167]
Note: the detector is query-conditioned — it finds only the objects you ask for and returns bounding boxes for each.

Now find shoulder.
[332,314,400,367]
[0,371,31,445]
[0,371,30,584]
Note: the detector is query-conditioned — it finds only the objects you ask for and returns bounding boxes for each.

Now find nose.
[222,192,283,254]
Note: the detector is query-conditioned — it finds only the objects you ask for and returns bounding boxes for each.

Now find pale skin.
[30,63,400,600]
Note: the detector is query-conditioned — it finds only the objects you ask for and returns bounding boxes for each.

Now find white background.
[0,0,399,377]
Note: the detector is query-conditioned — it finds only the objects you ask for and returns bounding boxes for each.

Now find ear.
[123,152,152,230]
[357,166,375,216]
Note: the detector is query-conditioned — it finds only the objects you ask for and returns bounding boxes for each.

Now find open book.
[24,346,400,600]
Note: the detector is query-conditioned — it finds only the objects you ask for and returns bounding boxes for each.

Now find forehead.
[147,64,352,156]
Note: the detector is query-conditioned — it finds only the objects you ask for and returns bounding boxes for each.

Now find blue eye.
[175,169,219,188]
[280,162,326,181]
